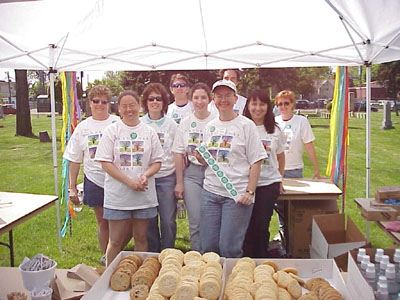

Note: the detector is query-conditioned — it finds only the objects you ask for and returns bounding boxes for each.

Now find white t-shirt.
[95,119,164,210]
[208,94,248,116]
[256,125,285,187]
[167,101,194,124]
[203,115,267,198]
[172,112,217,166]
[63,115,120,188]
[275,114,315,170]
[140,114,177,178]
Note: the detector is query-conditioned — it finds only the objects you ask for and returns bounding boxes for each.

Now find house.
[349,81,395,102]
[0,80,17,107]
[311,79,335,101]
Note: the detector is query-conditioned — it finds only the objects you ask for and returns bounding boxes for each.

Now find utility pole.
[6,71,12,105]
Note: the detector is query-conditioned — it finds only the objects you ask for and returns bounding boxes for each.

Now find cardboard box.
[347,248,397,300]
[309,244,348,272]
[355,198,398,221]
[223,258,351,299]
[82,251,225,300]
[288,200,339,258]
[375,186,400,202]
[311,214,367,259]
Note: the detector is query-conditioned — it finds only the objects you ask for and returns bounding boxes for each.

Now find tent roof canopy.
[1,0,400,71]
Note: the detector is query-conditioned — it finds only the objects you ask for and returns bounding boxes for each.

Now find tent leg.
[49,45,62,252]
[365,64,371,242]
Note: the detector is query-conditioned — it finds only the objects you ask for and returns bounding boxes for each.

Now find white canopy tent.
[1,0,400,249]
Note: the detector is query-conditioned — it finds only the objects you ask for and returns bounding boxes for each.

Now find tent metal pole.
[49,44,62,252]
[365,64,371,242]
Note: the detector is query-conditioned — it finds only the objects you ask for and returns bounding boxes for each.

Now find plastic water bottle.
[361,255,371,275]
[365,263,377,291]
[73,189,83,212]
[358,248,367,266]
[377,282,389,300]
[376,249,385,272]
[386,263,400,295]
[380,256,390,277]
[176,199,186,219]
[393,249,400,284]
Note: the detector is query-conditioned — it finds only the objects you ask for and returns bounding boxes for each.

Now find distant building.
[311,79,335,101]
[349,81,394,102]
[0,80,17,105]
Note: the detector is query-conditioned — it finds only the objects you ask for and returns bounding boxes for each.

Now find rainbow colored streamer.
[60,71,81,237]
[326,66,349,207]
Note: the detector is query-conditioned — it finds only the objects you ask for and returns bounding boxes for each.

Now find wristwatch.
[246,189,255,196]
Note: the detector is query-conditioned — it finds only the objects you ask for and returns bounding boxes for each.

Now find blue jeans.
[183,163,206,251]
[200,189,253,258]
[147,172,177,252]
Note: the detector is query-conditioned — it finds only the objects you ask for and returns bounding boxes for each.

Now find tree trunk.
[15,69,34,137]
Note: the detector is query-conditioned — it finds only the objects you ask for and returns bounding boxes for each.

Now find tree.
[378,61,400,116]
[240,67,331,99]
[88,71,123,97]
[15,70,34,137]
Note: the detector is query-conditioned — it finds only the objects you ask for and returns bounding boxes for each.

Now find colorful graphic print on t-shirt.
[119,140,145,167]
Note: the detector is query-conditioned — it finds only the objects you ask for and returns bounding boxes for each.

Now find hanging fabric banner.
[60,71,81,237]
[326,66,349,210]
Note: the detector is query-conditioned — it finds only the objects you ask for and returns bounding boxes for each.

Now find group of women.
[64,73,321,266]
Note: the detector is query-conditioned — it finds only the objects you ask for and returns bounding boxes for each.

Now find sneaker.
[99,254,106,266]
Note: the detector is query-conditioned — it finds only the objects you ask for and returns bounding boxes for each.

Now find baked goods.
[110,254,160,293]
[305,278,343,300]
[224,258,343,300]
[158,249,222,300]
[7,292,27,300]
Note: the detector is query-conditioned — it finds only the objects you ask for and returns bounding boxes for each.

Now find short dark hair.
[243,89,277,134]
[141,83,170,114]
[219,69,241,82]
[189,82,211,101]
[117,90,140,105]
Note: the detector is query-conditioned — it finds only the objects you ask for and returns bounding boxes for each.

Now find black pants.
[242,182,280,258]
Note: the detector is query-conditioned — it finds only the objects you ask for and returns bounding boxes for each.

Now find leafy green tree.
[88,71,123,96]
[241,67,331,100]
[378,60,400,115]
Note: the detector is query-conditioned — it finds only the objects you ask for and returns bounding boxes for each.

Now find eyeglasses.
[214,94,235,101]
[92,99,108,105]
[172,83,187,88]
[148,96,163,102]
[277,101,291,107]
[120,103,137,109]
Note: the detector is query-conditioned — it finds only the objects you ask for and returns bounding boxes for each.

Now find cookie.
[130,284,149,300]
[287,278,302,299]
[110,270,131,291]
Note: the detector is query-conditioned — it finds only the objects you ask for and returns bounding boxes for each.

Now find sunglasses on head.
[172,83,187,88]
[92,99,108,104]
[277,101,291,107]
[148,96,163,102]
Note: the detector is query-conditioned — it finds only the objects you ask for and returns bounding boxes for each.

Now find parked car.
[1,104,17,114]
[353,101,378,112]
[295,100,310,109]
[391,102,400,111]
[315,99,327,109]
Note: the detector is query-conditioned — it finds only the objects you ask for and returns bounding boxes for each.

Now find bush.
[326,102,332,111]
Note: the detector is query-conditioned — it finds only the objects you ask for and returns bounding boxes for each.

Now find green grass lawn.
[0,112,399,268]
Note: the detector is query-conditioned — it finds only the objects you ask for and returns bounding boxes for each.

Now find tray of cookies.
[223,258,351,300]
[83,249,225,300]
